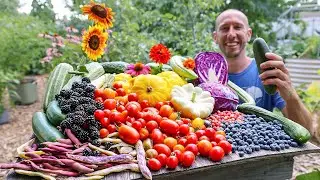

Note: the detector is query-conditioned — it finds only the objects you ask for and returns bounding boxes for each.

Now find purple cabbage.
[194,52,228,85]
[198,82,239,112]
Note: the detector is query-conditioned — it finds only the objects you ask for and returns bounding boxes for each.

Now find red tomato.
[175,119,183,126]
[140,100,149,109]
[128,93,139,102]
[143,107,159,114]
[132,121,142,131]
[118,124,140,145]
[160,120,179,136]
[116,88,126,96]
[205,128,216,141]
[147,158,161,171]
[153,144,171,157]
[179,124,190,136]
[113,82,123,89]
[164,137,177,150]
[156,154,167,167]
[117,105,126,112]
[173,149,182,162]
[126,103,140,117]
[195,130,206,139]
[153,115,163,124]
[126,116,135,124]
[100,118,110,128]
[99,128,109,138]
[185,144,198,156]
[136,111,144,119]
[182,118,191,125]
[166,156,179,169]
[211,141,217,147]
[146,120,158,133]
[197,140,213,156]
[107,124,116,133]
[110,111,126,124]
[139,128,149,140]
[136,118,146,127]
[218,140,232,155]
[143,112,156,122]
[151,129,164,144]
[95,97,104,103]
[125,101,142,111]
[94,110,105,121]
[186,134,198,145]
[94,89,103,99]
[178,138,187,146]
[209,146,225,162]
[103,99,117,110]
[103,109,111,119]
[214,134,226,143]
[155,102,164,110]
[199,136,210,141]
[181,151,195,167]
[159,105,173,117]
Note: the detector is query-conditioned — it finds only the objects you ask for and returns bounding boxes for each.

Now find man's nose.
[227,27,236,39]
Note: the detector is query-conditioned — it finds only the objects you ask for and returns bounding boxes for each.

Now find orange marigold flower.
[183,58,195,70]
[149,43,171,64]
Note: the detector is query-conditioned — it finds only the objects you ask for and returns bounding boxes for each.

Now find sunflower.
[149,43,171,64]
[81,1,115,29]
[82,25,108,61]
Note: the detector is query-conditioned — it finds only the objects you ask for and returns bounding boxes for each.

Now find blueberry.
[275,145,281,151]
[246,139,253,144]
[245,147,252,154]
[279,144,285,150]
[235,138,241,143]
[285,144,290,149]
[228,139,233,144]
[265,145,271,150]
[290,142,298,147]
[262,140,267,145]
[238,146,244,152]
[254,145,261,151]
[270,145,276,151]
[243,136,248,141]
[274,135,279,140]
[238,151,245,157]
[228,132,234,137]
[285,135,291,140]
[253,140,259,145]
[267,139,273,145]
[239,140,245,146]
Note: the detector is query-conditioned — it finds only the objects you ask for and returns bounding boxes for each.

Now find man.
[213,9,313,132]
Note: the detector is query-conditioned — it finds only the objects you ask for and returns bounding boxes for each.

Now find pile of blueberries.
[221,114,300,157]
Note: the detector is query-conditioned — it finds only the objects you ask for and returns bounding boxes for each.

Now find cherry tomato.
[103,109,111,119]
[169,112,179,120]
[164,137,177,150]
[173,149,182,162]
[94,110,105,121]
[136,118,146,127]
[159,105,173,117]
[160,120,179,136]
[126,103,140,117]
[94,89,103,99]
[131,121,141,131]
[136,111,144,119]
[126,116,135,124]
[151,129,164,144]
[156,154,167,167]
[179,124,190,136]
[118,124,140,145]
[182,118,191,125]
[143,107,159,114]
[153,115,163,124]
[166,156,179,169]
[143,112,156,122]
[95,97,104,103]
[103,99,117,110]
[140,100,149,109]
[99,128,109,138]
[205,128,216,141]
[218,140,232,155]
[195,130,206,139]
[139,128,149,140]
[147,158,161,171]
[102,88,117,99]
[155,102,164,110]
[100,118,110,128]
[197,140,213,156]
[146,121,158,133]
[128,93,139,102]
[113,82,123,89]
[146,149,158,159]
[214,134,226,143]
[175,119,183,126]
[125,101,142,111]
[186,134,198,145]
[110,111,126,124]
[107,124,116,133]
[153,144,171,157]
[116,88,126,96]
[211,141,217,147]
[117,105,126,112]
[199,136,210,141]
[185,144,198,156]
[173,144,185,153]
[209,146,225,162]
[178,138,187,147]
[216,130,226,137]
[181,151,195,167]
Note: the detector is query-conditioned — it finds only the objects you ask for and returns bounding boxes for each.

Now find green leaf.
[77,65,89,73]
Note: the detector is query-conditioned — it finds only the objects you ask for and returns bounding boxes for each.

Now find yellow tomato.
[191,118,204,130]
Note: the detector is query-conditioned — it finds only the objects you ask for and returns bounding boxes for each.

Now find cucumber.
[227,80,256,105]
[253,38,277,95]
[100,61,129,74]
[43,63,73,110]
[46,100,66,127]
[32,112,65,142]
[237,104,311,144]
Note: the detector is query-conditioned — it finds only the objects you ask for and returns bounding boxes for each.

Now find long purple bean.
[43,142,74,149]
[46,144,72,152]
[31,143,38,151]
[57,138,73,145]
[27,161,79,177]
[71,144,88,154]
[65,129,81,147]
[85,163,139,176]
[66,154,134,165]
[41,155,58,159]
[29,158,64,165]
[80,163,98,169]
[42,163,72,171]
[59,159,94,173]
[0,163,32,171]
[135,140,152,180]
[39,147,57,153]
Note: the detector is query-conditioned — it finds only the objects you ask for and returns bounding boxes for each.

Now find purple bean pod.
[66,154,134,165]
[57,138,73,145]
[0,163,32,171]
[46,144,72,152]
[135,140,152,180]
[27,160,79,177]
[65,129,81,147]
[85,163,139,176]
[29,158,65,165]
[43,142,74,149]
[71,144,88,154]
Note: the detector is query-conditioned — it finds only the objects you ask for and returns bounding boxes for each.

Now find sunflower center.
[88,35,100,50]
[91,5,107,18]
[134,63,144,71]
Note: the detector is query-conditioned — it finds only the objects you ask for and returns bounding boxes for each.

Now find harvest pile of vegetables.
[1,1,311,179]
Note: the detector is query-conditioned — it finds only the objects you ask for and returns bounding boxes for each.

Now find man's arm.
[259,52,314,133]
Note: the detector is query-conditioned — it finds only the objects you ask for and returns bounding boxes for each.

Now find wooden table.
[6,142,320,180]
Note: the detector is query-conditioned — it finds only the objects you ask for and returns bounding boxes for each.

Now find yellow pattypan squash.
[131,75,170,106]
[157,71,187,92]
[171,83,214,119]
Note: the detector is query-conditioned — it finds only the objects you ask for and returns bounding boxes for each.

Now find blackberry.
[105,142,114,150]
[86,115,95,122]
[75,104,85,112]
[82,77,91,84]
[78,97,95,105]
[91,150,100,156]
[71,124,82,135]
[78,130,89,142]
[73,88,85,95]
[82,148,92,156]
[85,92,94,99]
[71,81,82,89]
[59,118,73,130]
[73,115,86,126]
[91,139,101,146]
[58,99,68,107]
[89,119,101,130]
[85,104,97,115]
[95,101,104,110]
[90,130,99,140]
[68,98,80,109]
[71,92,81,97]
[84,85,95,93]
[61,105,72,114]
[60,89,73,99]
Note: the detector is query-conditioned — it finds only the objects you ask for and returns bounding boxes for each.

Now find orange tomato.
[102,88,117,99]
[173,144,185,152]
[115,95,128,105]
[169,112,179,120]
[159,105,173,117]
[164,137,177,150]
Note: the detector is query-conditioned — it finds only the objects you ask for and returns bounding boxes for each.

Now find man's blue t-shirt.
[228,59,286,111]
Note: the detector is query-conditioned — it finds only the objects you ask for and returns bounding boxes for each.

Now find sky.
[18,0,73,19]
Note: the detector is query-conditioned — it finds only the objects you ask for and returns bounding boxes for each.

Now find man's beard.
[220,43,245,59]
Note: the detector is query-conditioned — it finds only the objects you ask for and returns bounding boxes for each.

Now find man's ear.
[213,31,217,43]
[247,28,252,42]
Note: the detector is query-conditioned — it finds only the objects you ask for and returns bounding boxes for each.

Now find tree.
[30,0,56,22]
[0,0,19,14]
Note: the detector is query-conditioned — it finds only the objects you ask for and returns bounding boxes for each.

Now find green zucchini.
[237,104,311,144]
[253,38,277,95]
[32,112,65,142]
[43,63,73,110]
[46,100,65,127]
[227,80,255,105]
[100,61,129,74]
